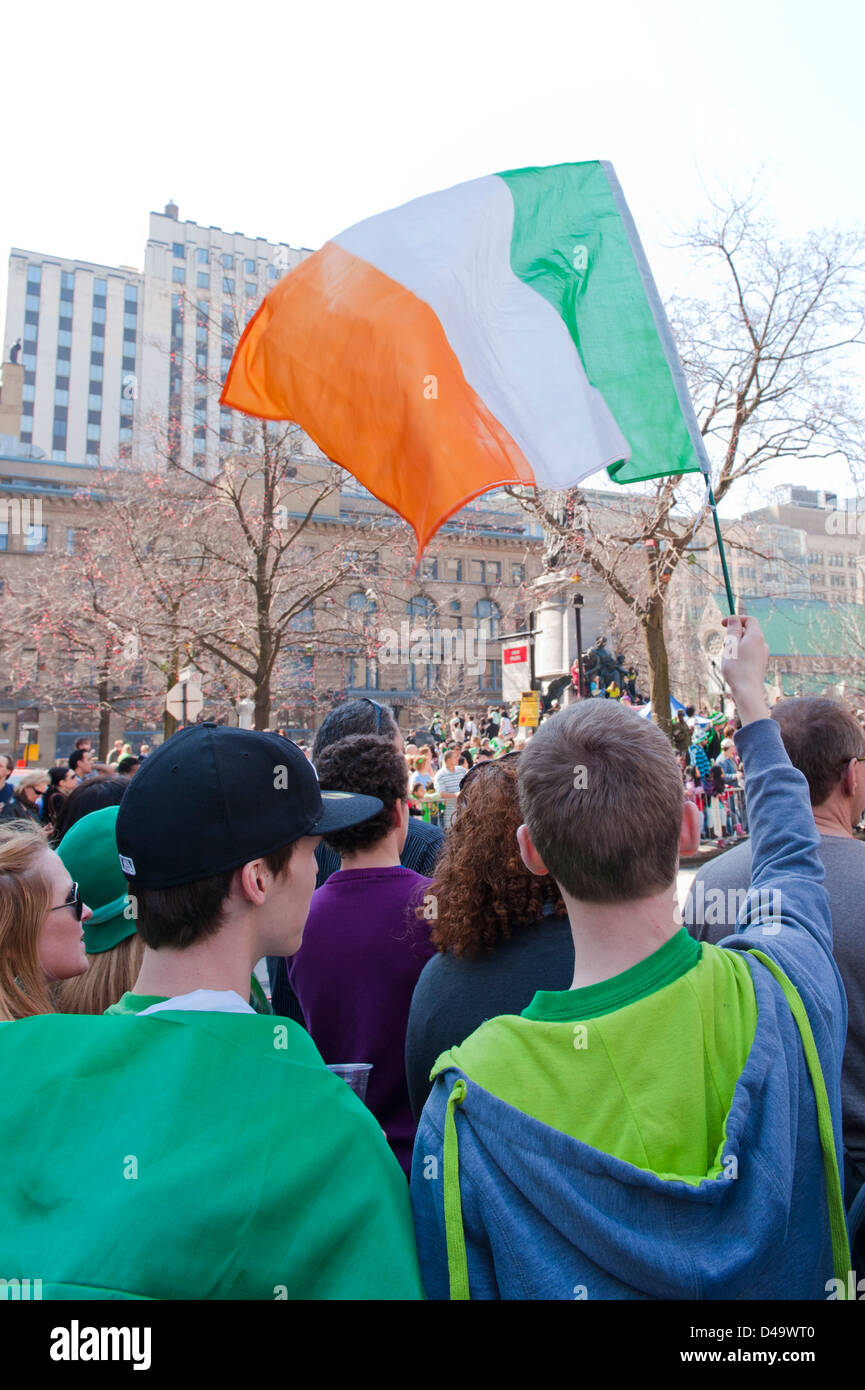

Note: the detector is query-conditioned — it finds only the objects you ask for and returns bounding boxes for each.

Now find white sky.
[4,0,863,508]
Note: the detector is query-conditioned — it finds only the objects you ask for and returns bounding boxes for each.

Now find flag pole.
[702,470,736,615]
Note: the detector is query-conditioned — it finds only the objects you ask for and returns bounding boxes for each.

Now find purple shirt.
[287,866,434,1176]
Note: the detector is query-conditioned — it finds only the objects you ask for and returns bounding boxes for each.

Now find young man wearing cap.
[0,724,424,1299]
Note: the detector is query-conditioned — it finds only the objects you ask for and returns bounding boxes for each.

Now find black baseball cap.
[115,723,383,889]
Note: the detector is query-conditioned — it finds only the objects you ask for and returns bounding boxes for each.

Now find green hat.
[709,711,726,727]
[57,806,136,954]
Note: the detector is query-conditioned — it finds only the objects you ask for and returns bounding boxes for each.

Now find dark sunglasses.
[360,696,385,733]
[49,882,83,922]
[460,749,521,792]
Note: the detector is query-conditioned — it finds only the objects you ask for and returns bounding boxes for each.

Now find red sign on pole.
[504,645,528,665]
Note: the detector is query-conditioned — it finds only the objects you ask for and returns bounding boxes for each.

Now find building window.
[173,244,185,259]
[57,330,72,348]
[244,259,255,274]
[26,264,42,285]
[288,603,315,631]
[87,423,101,441]
[268,265,279,280]
[197,272,210,290]
[486,560,501,584]
[22,383,35,403]
[125,284,138,304]
[54,389,69,406]
[474,598,502,640]
[94,278,107,294]
[223,277,235,294]
[469,559,486,584]
[60,270,74,290]
[66,527,76,555]
[347,591,378,630]
[173,266,186,284]
[0,522,7,551]
[25,525,48,553]
[196,248,209,264]
[25,293,41,313]
[348,656,379,690]
[477,659,502,692]
[222,253,234,269]
[407,595,437,628]
[421,558,438,580]
[89,365,103,381]
[512,563,525,585]
[88,394,102,411]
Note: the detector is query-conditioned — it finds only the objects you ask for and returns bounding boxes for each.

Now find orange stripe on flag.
[220,242,535,554]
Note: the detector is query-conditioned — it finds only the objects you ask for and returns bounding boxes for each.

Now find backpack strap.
[747,948,852,1296]
[442,1078,469,1300]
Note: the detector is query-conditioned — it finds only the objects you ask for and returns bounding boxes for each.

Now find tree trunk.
[254,674,271,731]
[643,599,673,742]
[97,676,112,762]
[163,652,180,744]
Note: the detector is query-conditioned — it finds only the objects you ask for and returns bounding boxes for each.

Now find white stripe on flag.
[335,175,631,490]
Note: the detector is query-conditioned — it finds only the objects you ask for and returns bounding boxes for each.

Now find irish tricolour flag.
[222,161,707,554]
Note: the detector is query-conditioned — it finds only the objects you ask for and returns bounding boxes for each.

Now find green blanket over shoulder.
[0,1010,423,1300]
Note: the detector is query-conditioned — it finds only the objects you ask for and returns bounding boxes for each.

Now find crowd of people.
[0,737,149,841]
[0,620,862,1300]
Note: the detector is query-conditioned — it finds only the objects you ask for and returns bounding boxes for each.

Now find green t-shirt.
[105,992,168,1016]
[107,979,271,1015]
[432,929,758,1183]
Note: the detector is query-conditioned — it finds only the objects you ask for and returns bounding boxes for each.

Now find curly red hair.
[429,761,566,957]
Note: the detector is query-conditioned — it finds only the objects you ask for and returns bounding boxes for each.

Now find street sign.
[166,679,203,722]
[502,643,531,704]
[518,690,540,728]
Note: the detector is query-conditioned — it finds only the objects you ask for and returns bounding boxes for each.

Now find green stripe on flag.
[496,162,704,485]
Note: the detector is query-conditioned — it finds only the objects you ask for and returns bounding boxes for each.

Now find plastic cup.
[327,1063,372,1104]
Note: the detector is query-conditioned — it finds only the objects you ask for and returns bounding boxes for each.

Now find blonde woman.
[0,770,50,826]
[0,821,90,1020]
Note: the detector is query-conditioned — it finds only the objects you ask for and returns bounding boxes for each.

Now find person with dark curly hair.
[405,755,570,1119]
[287,733,435,1176]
